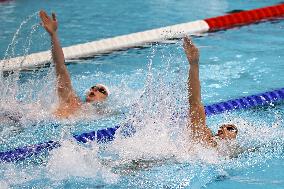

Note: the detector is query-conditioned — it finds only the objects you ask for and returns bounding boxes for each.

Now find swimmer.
[184,36,238,148]
[39,10,110,118]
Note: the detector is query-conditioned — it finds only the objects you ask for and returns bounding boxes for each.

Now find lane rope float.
[1,4,284,71]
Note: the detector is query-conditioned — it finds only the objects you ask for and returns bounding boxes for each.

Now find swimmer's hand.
[39,10,58,36]
[183,36,199,64]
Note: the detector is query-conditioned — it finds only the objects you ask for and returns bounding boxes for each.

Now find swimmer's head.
[216,124,238,140]
[85,84,110,103]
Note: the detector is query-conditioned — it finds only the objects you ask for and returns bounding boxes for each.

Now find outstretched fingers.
[39,10,50,24]
[39,10,47,20]
[39,10,58,36]
[52,12,56,21]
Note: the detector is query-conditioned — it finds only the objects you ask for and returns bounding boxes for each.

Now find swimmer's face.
[216,124,238,140]
[85,85,108,103]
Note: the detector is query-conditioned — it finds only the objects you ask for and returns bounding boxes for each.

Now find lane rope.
[1,4,284,71]
[1,88,283,162]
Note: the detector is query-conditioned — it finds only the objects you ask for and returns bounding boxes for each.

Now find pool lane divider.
[1,4,284,71]
[1,88,284,162]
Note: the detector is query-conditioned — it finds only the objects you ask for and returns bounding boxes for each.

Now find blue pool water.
[0,0,284,188]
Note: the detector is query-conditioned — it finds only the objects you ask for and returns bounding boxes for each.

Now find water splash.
[46,139,119,183]
[2,12,38,60]
[0,36,284,189]
[0,11,59,154]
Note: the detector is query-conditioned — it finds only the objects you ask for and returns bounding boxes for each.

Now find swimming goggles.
[90,85,108,95]
[223,125,238,133]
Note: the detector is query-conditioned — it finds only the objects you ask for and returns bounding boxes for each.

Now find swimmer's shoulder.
[54,97,82,118]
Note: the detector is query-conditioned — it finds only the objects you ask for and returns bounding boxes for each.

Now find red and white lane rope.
[1,3,284,71]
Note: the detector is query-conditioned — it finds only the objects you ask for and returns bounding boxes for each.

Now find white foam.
[46,139,119,183]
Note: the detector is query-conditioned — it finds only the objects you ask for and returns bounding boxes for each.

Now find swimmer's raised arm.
[183,36,212,144]
[184,37,201,104]
[39,10,79,104]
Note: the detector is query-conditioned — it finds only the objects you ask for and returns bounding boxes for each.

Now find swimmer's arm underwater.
[184,37,213,144]
[39,10,80,105]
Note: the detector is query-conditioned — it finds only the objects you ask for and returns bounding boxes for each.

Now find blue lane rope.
[0,141,60,162]
[1,88,284,162]
[204,88,284,116]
